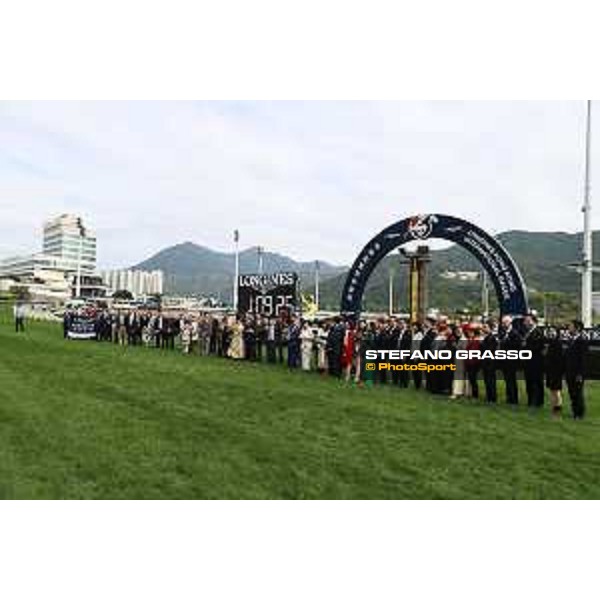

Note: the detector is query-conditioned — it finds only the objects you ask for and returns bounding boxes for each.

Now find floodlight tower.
[233,229,240,312]
[582,100,593,327]
[75,234,83,298]
[257,246,264,275]
[314,260,320,311]
[388,264,394,315]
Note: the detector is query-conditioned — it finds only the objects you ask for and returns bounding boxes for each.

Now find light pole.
[314,260,320,311]
[233,229,240,312]
[388,264,394,316]
[257,246,264,275]
[481,270,489,318]
[75,232,83,298]
[581,100,593,327]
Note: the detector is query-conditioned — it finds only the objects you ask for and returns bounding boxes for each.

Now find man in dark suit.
[209,317,219,354]
[326,317,345,378]
[161,314,172,349]
[420,317,437,392]
[522,313,545,408]
[396,319,412,388]
[139,312,149,345]
[388,319,400,385]
[275,318,285,364]
[169,316,180,350]
[244,318,257,361]
[255,317,266,362]
[63,309,72,339]
[374,320,391,385]
[127,310,142,346]
[480,319,498,403]
[287,318,301,368]
[154,312,163,348]
[565,320,588,420]
[95,310,104,342]
[498,315,521,405]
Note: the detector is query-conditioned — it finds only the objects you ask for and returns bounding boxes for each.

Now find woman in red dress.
[341,322,355,382]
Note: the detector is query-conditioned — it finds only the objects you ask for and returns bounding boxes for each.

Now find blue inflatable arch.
[340,214,529,319]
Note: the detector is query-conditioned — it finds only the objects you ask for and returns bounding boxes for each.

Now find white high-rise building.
[0,214,99,304]
[100,269,164,298]
[43,214,97,274]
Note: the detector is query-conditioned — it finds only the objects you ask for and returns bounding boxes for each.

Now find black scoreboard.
[237,272,298,317]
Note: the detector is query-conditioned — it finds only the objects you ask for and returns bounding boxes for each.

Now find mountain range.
[134,242,345,300]
[318,230,597,314]
[133,231,599,313]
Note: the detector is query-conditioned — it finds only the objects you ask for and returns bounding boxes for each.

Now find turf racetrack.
[1,312,599,499]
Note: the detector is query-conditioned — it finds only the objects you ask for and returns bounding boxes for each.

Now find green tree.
[112,289,134,300]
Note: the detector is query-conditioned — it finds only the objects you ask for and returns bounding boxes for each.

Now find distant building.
[73,274,108,299]
[0,263,72,303]
[0,214,98,304]
[440,270,480,282]
[592,292,600,315]
[100,269,164,298]
[43,214,97,273]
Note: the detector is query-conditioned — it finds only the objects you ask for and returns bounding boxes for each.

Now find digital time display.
[237,272,298,317]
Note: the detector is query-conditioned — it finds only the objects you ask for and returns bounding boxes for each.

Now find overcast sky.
[0,101,596,268]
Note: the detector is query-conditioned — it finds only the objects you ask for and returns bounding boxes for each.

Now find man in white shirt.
[13,302,26,333]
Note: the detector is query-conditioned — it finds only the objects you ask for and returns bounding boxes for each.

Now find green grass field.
[1,310,599,499]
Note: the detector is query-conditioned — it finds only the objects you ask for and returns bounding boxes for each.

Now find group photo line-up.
[15,303,587,420]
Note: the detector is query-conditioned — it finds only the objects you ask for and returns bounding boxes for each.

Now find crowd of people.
[62,306,590,420]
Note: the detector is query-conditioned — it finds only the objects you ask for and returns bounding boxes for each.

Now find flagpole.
[257,246,264,275]
[314,260,320,311]
[481,270,489,318]
[76,233,83,298]
[582,100,593,327]
[233,230,240,313]
[388,266,394,316]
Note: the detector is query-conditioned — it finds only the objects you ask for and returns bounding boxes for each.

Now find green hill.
[318,230,596,316]
[0,312,599,499]
[134,242,344,299]
[132,231,596,316]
